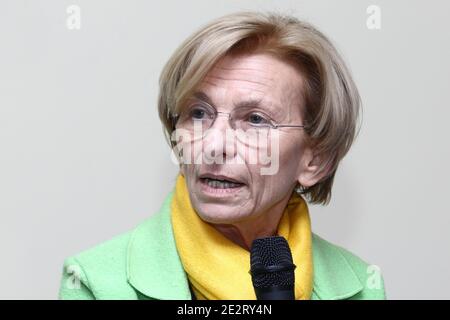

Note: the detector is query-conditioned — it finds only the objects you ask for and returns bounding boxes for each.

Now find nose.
[202,113,237,163]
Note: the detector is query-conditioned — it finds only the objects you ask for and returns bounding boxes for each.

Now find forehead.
[196,53,305,114]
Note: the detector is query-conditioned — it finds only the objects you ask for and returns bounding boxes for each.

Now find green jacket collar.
[126,192,363,300]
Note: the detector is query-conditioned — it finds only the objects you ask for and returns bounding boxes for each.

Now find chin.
[195,205,247,225]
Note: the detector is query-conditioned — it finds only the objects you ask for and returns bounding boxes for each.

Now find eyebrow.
[192,91,268,111]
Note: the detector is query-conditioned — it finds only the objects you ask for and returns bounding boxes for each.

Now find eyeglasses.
[172,99,306,140]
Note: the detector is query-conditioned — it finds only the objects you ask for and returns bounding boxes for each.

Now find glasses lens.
[177,102,215,132]
[175,104,274,148]
[232,109,271,147]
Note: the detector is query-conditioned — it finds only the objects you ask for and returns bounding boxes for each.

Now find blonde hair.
[158,11,361,205]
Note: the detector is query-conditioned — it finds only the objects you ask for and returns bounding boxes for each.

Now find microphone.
[249,236,296,300]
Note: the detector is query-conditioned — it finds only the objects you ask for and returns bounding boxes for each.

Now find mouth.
[198,174,245,190]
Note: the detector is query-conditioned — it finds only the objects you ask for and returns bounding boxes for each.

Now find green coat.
[58,192,386,300]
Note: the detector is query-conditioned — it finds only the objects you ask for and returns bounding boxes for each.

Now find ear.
[297,147,330,188]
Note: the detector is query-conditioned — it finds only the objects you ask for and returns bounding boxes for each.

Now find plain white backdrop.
[1,0,449,299]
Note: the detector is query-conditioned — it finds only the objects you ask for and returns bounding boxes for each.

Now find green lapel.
[126,192,191,299]
[126,192,363,300]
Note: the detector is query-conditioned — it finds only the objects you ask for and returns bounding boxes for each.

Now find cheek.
[240,135,302,188]
[278,136,303,173]
[181,164,198,190]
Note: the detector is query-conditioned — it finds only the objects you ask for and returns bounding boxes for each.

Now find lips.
[198,173,245,185]
[200,174,244,189]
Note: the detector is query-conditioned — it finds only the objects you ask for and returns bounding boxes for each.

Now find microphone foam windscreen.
[250,236,295,289]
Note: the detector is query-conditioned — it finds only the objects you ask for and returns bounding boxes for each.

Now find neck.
[210,193,292,251]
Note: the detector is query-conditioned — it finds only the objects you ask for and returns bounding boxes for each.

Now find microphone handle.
[255,285,295,300]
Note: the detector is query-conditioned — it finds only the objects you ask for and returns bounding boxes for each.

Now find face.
[177,52,309,225]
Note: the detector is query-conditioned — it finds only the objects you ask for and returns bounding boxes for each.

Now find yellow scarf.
[171,174,313,300]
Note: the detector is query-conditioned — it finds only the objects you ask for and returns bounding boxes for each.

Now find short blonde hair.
[158,11,361,205]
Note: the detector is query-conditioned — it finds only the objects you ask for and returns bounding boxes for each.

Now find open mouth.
[199,177,245,189]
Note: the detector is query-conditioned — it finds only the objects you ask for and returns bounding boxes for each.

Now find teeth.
[204,178,242,189]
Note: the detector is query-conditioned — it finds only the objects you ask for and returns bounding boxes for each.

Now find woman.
[59,11,385,300]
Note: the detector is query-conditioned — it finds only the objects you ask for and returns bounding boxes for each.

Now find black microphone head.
[250,236,296,300]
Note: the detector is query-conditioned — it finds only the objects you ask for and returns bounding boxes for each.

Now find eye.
[188,105,212,120]
[248,112,269,125]
[191,107,206,119]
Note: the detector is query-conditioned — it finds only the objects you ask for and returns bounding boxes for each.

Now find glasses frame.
[172,100,306,131]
